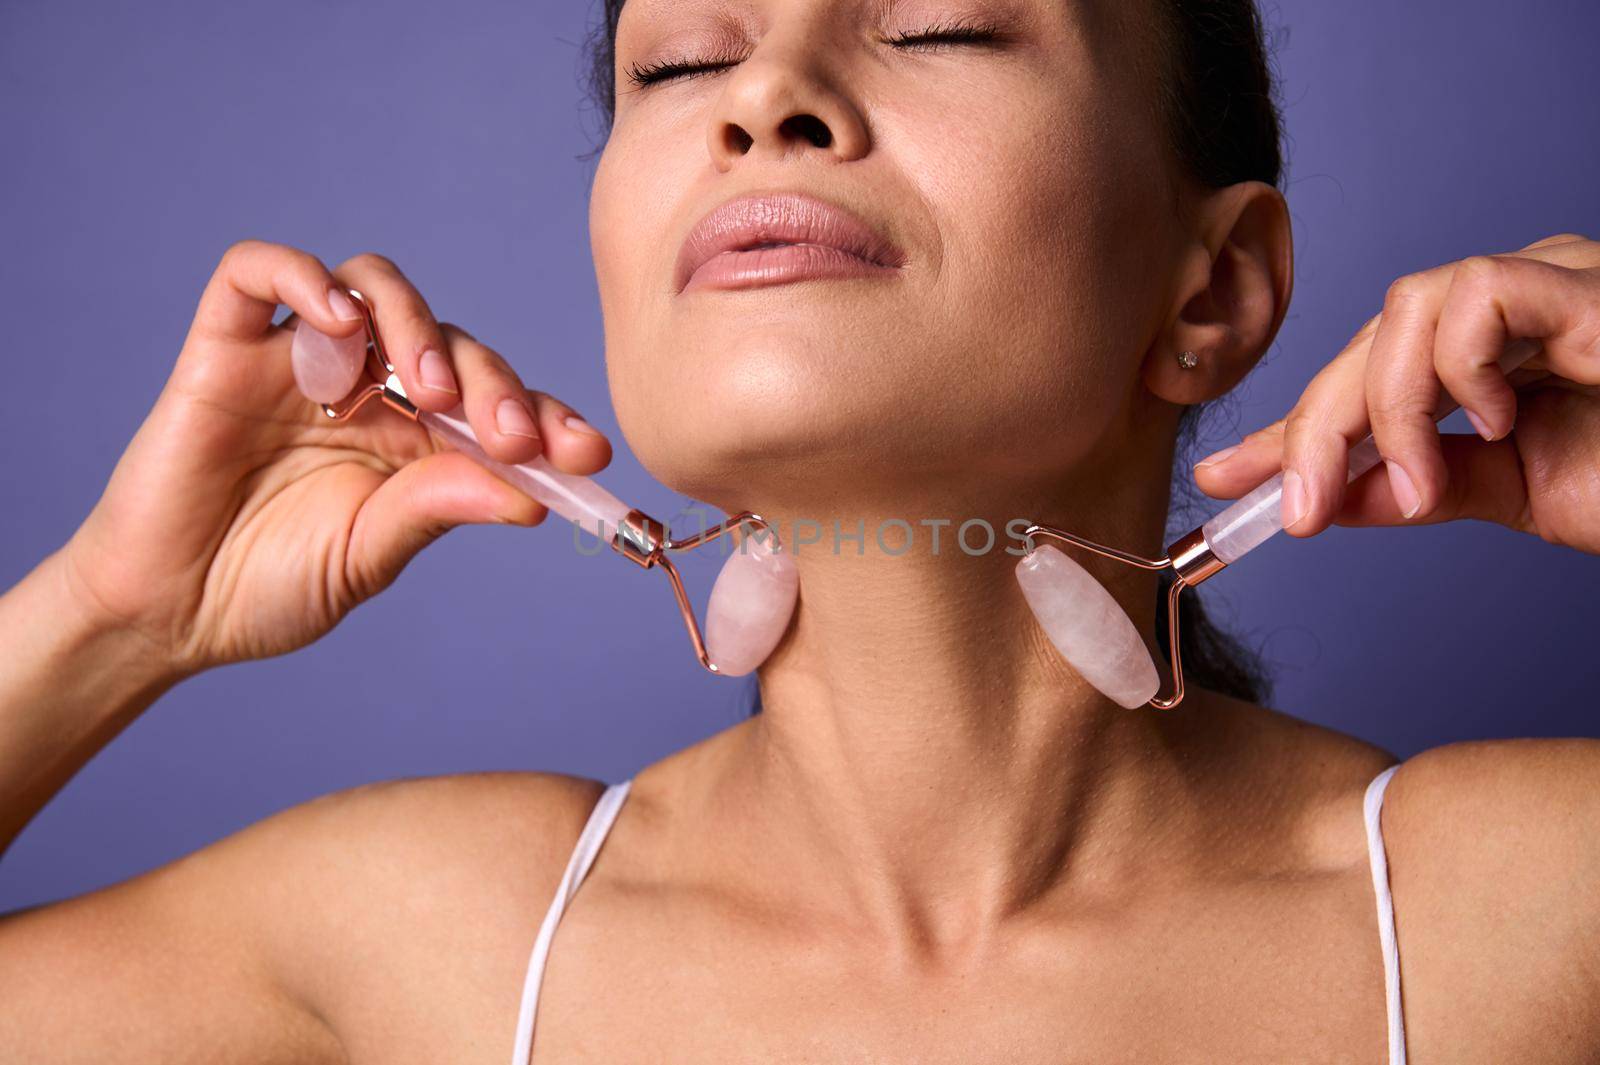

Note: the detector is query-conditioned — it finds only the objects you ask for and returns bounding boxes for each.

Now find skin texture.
[1,0,1598,1061]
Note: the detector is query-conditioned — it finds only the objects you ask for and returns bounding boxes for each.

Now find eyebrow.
[871,0,1051,37]
[617,0,755,51]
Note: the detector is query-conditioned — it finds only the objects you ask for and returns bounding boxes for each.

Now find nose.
[706,34,870,170]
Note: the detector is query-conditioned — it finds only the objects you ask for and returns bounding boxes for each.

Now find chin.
[612,333,865,509]
[603,292,1121,513]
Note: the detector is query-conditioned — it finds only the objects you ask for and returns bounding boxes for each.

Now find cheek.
[588,132,684,464]
[586,64,1177,499]
[590,136,655,335]
[881,74,1172,441]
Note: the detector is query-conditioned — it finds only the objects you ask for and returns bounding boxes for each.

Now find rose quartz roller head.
[289,288,798,676]
[1015,545,1161,710]
[1018,336,1544,710]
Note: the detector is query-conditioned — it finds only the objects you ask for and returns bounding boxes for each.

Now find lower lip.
[682,243,899,293]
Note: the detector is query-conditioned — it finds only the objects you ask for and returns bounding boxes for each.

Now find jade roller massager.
[292,288,1541,709]
[290,288,799,678]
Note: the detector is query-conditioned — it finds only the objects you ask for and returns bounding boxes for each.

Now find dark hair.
[581,0,1282,707]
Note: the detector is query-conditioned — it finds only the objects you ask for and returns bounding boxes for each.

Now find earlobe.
[1143,181,1294,407]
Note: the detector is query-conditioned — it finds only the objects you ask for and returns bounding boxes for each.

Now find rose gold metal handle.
[614,509,781,674]
[308,287,777,677]
[1019,522,1231,711]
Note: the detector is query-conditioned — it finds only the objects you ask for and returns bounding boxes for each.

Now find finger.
[527,390,614,476]
[1434,255,1600,442]
[1201,322,1382,538]
[342,450,548,602]
[1514,232,1593,258]
[191,239,364,345]
[1193,315,1385,518]
[328,253,461,412]
[439,323,546,465]
[1197,239,1600,528]
[1432,256,1527,443]
[1326,432,1530,533]
[1364,265,1456,523]
[1191,419,1285,498]
[1275,342,1371,536]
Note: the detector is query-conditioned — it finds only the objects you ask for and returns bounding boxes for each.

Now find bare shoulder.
[1195,689,1401,801]
[249,770,608,972]
[1383,736,1600,870]
[0,770,608,1062]
[1380,737,1600,1051]
[267,769,608,890]
[230,769,614,1055]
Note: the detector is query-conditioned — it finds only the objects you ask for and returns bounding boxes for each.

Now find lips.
[674,192,906,293]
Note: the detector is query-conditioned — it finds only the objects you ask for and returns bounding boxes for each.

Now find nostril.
[781,113,831,148]
[724,125,755,154]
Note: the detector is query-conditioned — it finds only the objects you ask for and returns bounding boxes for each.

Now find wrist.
[34,544,189,701]
[0,548,185,853]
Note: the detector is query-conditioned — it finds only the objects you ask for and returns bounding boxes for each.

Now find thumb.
[343,450,547,600]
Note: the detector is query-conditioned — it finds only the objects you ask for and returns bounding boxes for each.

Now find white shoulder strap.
[509,779,633,1065]
[1363,764,1406,1065]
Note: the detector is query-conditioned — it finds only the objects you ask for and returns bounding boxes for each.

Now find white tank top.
[510,765,1408,1064]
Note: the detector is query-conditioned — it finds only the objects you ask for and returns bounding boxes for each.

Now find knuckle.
[219,237,269,270]
[487,349,522,381]
[218,239,327,285]
[1364,393,1404,426]
[1366,373,1431,422]
[1529,232,1589,249]
[1382,273,1429,313]
[1294,367,1350,421]
[343,250,400,275]
[1229,419,1281,451]
[291,246,329,277]
[1574,300,1600,367]
[1281,405,1319,441]
[1243,420,1286,453]
[1451,254,1507,295]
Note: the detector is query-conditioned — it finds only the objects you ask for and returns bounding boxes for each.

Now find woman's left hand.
[1192,232,1600,555]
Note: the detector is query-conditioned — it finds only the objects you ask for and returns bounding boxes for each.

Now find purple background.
[1,0,1596,910]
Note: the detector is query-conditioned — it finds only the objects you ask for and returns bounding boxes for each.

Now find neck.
[705,458,1216,947]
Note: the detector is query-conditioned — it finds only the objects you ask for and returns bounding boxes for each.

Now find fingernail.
[326,288,361,322]
[1195,443,1242,469]
[417,348,458,394]
[496,397,540,440]
[563,414,602,436]
[1463,407,1498,442]
[1385,459,1422,519]
[1282,468,1308,530]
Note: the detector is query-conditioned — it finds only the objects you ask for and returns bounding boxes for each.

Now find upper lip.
[674,192,906,292]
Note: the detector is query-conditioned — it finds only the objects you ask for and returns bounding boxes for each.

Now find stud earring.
[1176,349,1199,370]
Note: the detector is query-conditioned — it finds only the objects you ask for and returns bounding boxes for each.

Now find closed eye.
[623,17,1003,90]
[624,55,738,89]
[883,17,1002,50]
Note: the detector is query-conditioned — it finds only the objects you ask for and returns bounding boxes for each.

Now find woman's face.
[590,0,1185,515]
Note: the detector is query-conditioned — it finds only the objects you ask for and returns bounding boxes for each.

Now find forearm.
[0,548,181,859]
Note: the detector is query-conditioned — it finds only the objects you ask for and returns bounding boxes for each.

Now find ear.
[1143,181,1294,406]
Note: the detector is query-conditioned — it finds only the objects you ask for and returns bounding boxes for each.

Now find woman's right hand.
[57,240,613,678]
